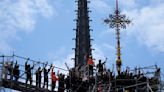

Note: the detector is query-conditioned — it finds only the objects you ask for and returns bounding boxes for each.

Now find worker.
[43,63,52,89]
[3,62,9,80]
[58,73,65,92]
[8,61,13,80]
[25,59,34,85]
[65,75,70,92]
[97,81,103,92]
[155,68,160,76]
[87,56,94,76]
[13,61,20,81]
[155,68,160,80]
[51,66,58,92]
[35,67,42,88]
[96,59,106,76]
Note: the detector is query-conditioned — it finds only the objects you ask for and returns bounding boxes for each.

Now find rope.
[0,54,162,92]
[0,54,68,71]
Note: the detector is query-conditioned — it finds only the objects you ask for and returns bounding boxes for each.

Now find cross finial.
[104,0,131,74]
[104,0,131,29]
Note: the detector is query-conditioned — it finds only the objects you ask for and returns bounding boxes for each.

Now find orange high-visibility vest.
[87,58,94,66]
[51,71,58,82]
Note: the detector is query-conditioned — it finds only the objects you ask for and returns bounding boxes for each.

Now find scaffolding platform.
[0,54,163,92]
[1,79,51,92]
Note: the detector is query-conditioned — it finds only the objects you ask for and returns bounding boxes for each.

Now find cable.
[0,54,162,92]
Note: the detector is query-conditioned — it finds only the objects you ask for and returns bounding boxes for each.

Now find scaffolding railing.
[0,54,163,92]
[0,61,3,91]
[0,54,70,92]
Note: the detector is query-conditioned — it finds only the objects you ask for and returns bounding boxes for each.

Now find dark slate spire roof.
[74,0,92,67]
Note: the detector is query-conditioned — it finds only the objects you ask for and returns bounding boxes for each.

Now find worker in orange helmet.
[51,65,58,92]
[87,55,95,76]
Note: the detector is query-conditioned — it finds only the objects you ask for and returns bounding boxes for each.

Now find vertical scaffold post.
[0,55,5,92]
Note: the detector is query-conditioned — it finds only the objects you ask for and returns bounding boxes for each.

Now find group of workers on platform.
[87,55,107,77]
[2,55,160,92]
[1,55,108,92]
[3,61,20,81]
[2,60,69,92]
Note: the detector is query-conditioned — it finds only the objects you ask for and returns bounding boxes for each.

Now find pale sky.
[0,0,164,91]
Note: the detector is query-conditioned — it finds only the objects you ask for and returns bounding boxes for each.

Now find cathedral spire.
[104,0,131,74]
[74,0,92,68]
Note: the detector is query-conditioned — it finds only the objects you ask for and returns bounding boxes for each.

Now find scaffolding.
[0,54,69,92]
[0,54,163,92]
[0,0,163,91]
[70,63,163,92]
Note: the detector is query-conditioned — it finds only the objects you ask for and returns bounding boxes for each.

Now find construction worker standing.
[96,58,107,76]
[43,63,52,89]
[3,62,9,80]
[51,66,58,92]
[25,59,34,85]
[8,61,13,80]
[13,61,20,81]
[58,73,65,92]
[87,56,94,76]
[35,67,42,88]
[65,75,70,92]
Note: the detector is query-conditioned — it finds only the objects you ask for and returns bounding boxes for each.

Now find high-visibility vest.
[87,58,94,66]
[51,71,58,82]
